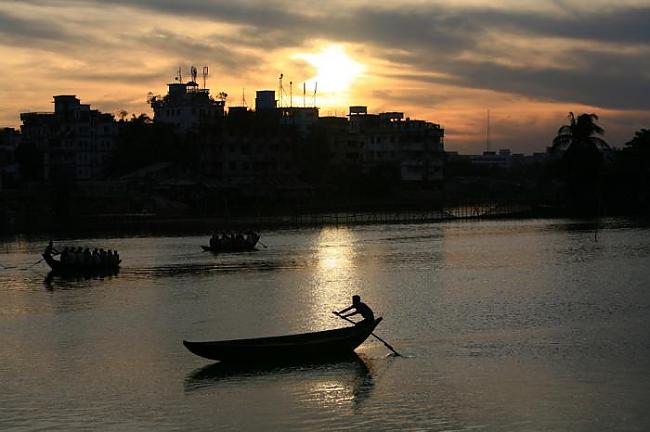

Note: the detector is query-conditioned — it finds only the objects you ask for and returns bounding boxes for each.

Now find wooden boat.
[42,252,120,275]
[201,231,260,253]
[183,317,382,363]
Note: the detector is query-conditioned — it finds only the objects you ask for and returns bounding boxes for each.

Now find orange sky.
[0,0,648,154]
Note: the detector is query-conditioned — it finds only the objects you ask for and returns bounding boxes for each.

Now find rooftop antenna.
[176,66,183,83]
[303,82,306,108]
[242,88,247,107]
[202,66,209,89]
[313,81,318,108]
[289,81,293,108]
[278,73,284,108]
[190,65,198,83]
[486,109,491,152]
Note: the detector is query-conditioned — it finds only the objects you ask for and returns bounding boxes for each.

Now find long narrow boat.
[201,232,260,253]
[42,253,120,275]
[183,317,382,363]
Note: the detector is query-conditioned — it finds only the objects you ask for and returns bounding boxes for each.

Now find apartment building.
[20,96,117,181]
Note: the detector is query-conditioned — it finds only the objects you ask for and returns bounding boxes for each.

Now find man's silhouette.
[336,295,374,325]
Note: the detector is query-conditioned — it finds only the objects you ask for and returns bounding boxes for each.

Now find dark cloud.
[387,45,650,110]
[133,29,262,72]
[482,7,650,44]
[0,9,71,45]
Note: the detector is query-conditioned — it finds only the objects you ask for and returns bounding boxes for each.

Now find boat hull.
[201,244,257,253]
[183,317,382,363]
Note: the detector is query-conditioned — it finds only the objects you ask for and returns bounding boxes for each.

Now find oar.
[22,257,44,270]
[258,240,268,248]
[333,312,401,356]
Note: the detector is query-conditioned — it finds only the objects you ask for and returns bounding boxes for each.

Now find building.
[329,106,445,184]
[278,107,319,136]
[20,95,118,181]
[0,127,21,188]
[454,149,548,169]
[469,149,515,169]
[253,90,319,135]
[150,68,225,134]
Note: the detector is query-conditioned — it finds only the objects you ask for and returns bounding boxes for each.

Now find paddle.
[333,311,401,356]
[25,257,44,269]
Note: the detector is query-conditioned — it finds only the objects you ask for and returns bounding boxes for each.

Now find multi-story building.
[328,106,445,184]
[215,104,298,181]
[20,95,118,181]
[0,127,21,188]
[449,149,549,169]
[150,73,225,134]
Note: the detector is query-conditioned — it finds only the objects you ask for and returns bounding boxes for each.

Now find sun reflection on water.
[305,227,361,330]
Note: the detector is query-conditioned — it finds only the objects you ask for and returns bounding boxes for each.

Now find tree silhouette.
[552,113,609,216]
[110,113,181,175]
[625,128,650,152]
[621,128,650,213]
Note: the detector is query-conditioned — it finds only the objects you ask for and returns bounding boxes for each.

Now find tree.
[110,113,180,175]
[551,113,609,216]
[551,113,609,154]
[621,128,650,213]
[625,128,650,152]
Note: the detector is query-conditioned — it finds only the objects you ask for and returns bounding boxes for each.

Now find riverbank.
[0,201,556,239]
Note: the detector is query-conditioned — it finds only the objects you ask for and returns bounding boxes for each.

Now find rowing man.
[44,240,60,256]
[335,295,375,325]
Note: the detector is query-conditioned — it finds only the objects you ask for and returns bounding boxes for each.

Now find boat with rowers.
[42,241,121,275]
[201,231,260,253]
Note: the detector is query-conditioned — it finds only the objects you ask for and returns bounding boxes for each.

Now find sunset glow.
[295,45,366,106]
[0,0,648,153]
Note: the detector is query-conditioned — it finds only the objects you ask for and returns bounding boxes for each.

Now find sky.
[0,0,649,154]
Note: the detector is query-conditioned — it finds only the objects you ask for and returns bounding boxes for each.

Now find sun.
[296,45,365,96]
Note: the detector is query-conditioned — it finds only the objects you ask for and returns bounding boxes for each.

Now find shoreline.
[0,204,565,239]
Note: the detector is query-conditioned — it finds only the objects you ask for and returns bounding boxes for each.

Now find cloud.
[0,9,72,46]
[2,0,650,152]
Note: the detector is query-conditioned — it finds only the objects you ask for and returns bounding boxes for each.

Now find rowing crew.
[209,231,258,248]
[44,241,120,267]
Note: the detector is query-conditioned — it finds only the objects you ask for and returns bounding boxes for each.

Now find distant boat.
[201,231,260,253]
[183,317,382,363]
[42,252,120,275]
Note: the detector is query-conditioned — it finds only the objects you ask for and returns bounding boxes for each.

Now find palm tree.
[551,112,609,216]
[551,112,610,154]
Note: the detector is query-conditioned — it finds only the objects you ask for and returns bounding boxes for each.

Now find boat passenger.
[60,247,69,264]
[83,248,92,266]
[73,247,82,265]
[114,250,120,265]
[335,295,375,325]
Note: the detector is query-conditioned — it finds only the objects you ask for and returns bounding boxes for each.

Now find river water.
[1,218,649,431]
